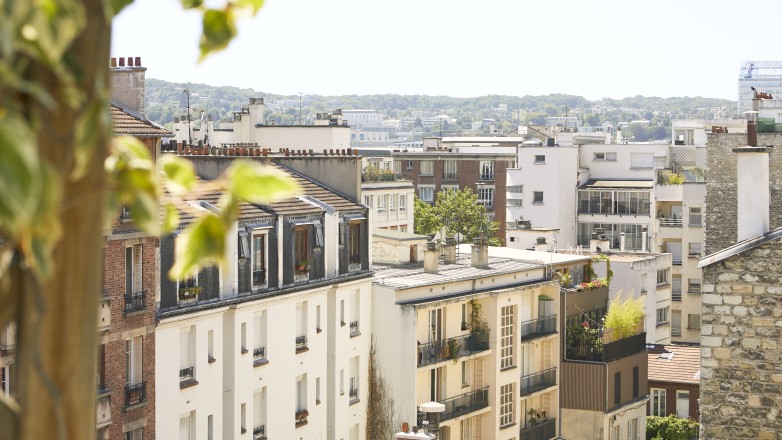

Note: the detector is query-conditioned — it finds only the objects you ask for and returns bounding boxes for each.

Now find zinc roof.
[111,105,172,137]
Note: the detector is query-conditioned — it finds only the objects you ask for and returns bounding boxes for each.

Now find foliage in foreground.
[413,188,500,245]
[646,415,699,440]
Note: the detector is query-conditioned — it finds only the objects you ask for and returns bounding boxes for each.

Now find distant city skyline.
[112,0,782,101]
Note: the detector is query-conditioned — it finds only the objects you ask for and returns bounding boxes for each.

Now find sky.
[112,0,782,101]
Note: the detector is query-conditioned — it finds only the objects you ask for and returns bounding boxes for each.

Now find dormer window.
[252,235,266,287]
[294,226,310,282]
[178,269,199,305]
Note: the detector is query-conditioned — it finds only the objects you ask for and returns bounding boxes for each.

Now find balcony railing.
[350,321,360,335]
[659,218,682,227]
[253,425,266,440]
[672,292,682,302]
[519,417,557,440]
[349,387,359,400]
[124,291,145,314]
[520,316,557,341]
[417,330,490,367]
[520,367,557,396]
[688,284,702,294]
[295,409,309,426]
[439,387,489,422]
[124,382,146,407]
[295,335,307,352]
[179,366,194,381]
[253,347,266,360]
[566,331,647,362]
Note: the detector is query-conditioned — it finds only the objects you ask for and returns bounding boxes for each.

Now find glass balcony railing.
[519,367,557,396]
[519,417,557,440]
[439,387,489,421]
[520,316,557,341]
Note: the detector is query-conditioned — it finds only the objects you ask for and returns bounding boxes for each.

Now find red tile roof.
[111,105,172,137]
[647,344,701,385]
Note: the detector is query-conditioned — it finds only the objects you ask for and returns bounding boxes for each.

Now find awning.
[582,180,654,189]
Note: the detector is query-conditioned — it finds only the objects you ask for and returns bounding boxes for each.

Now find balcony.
[124,382,146,407]
[253,425,267,440]
[417,331,490,367]
[124,291,145,315]
[566,330,646,363]
[520,367,557,396]
[519,417,557,440]
[439,387,489,422]
[659,218,682,227]
[520,316,557,342]
[96,394,111,429]
[295,335,308,353]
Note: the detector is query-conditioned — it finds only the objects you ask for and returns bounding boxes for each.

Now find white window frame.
[500,305,515,369]
[534,155,546,163]
[656,269,669,286]
[650,388,666,416]
[479,161,494,180]
[656,307,668,325]
[126,336,143,386]
[533,191,544,204]
[126,244,143,295]
[630,152,654,169]
[398,194,407,211]
[179,411,194,440]
[688,314,701,330]
[251,232,268,289]
[377,194,386,211]
[478,186,494,209]
[443,160,457,180]
[499,383,514,427]
[420,160,434,176]
[419,186,435,202]
[388,194,396,211]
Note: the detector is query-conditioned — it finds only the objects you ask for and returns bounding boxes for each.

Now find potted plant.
[295,259,309,272]
[448,339,461,363]
[178,285,202,300]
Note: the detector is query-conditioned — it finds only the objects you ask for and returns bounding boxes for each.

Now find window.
[349,356,359,403]
[500,305,515,369]
[656,307,668,325]
[688,278,702,294]
[478,187,494,209]
[672,310,681,336]
[125,244,143,312]
[126,427,143,440]
[507,185,523,193]
[441,184,459,192]
[499,383,514,427]
[377,194,386,211]
[443,160,457,180]
[207,414,213,440]
[394,160,402,174]
[340,369,345,395]
[350,291,360,335]
[363,195,372,207]
[651,388,666,416]
[208,330,215,363]
[340,299,345,325]
[349,221,361,267]
[399,194,407,211]
[420,160,434,175]
[315,377,321,404]
[1,365,12,397]
[627,418,639,440]
[252,234,266,287]
[419,186,434,202]
[672,275,682,301]
[630,152,653,169]
[594,152,617,161]
[656,269,669,286]
[689,207,702,227]
[533,191,544,204]
[296,302,307,352]
[640,273,648,293]
[126,336,143,388]
[97,343,106,391]
[632,367,639,398]
[611,425,622,440]
[614,372,621,406]
[296,375,307,418]
[461,360,471,387]
[254,311,267,362]
[479,161,494,180]
[389,194,396,211]
[688,314,701,330]
[534,155,545,163]
[606,152,617,161]
[400,225,407,232]
[241,402,247,434]
[179,412,194,440]
[179,327,195,384]
[407,160,413,169]
[316,305,321,332]
[676,390,690,418]
[688,242,702,258]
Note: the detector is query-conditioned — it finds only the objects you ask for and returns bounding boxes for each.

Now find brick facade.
[704,133,782,255]
[700,240,782,439]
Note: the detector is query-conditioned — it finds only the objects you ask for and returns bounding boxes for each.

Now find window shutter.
[253,391,262,427]
[133,337,143,384]
[630,153,653,169]
[133,244,143,293]
[125,340,132,386]
[180,329,191,369]
[125,247,133,295]
[179,415,191,440]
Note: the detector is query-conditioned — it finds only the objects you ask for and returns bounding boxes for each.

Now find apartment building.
[699,106,782,439]
[646,344,700,422]
[155,154,372,440]
[361,174,414,232]
[392,137,517,244]
[94,57,173,440]
[372,240,593,440]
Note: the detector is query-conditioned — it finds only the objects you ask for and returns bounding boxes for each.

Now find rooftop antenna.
[297,92,303,125]
[183,89,192,146]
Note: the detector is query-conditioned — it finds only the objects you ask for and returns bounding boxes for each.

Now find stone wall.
[704,133,782,255]
[700,239,782,439]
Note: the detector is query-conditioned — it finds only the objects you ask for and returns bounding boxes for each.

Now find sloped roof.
[111,105,172,137]
[647,344,701,385]
[699,226,782,268]
[269,163,363,214]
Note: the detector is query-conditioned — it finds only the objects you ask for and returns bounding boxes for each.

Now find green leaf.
[73,98,109,180]
[0,115,41,239]
[162,203,180,234]
[198,8,236,61]
[234,0,265,13]
[161,155,196,195]
[180,0,203,8]
[106,0,134,17]
[227,160,300,204]
[170,214,225,280]
[130,191,160,235]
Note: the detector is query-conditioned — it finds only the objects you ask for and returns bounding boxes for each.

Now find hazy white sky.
[112,0,782,100]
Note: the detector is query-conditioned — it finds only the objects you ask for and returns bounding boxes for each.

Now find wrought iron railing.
[124,291,144,314]
[520,316,557,341]
[253,425,266,439]
[350,321,359,334]
[349,387,359,399]
[520,367,557,396]
[519,417,556,440]
[253,347,266,360]
[566,331,646,362]
[179,366,194,381]
[295,335,307,351]
[417,330,490,367]
[439,387,489,421]
[124,382,146,407]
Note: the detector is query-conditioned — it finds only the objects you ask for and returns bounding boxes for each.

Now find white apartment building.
[155,161,372,440]
[362,180,414,232]
[371,240,590,440]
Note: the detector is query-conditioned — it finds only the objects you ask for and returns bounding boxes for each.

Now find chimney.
[641,227,648,252]
[734,146,770,241]
[423,242,439,274]
[471,238,489,268]
[619,232,626,252]
[110,56,146,118]
[442,237,457,264]
[589,228,610,253]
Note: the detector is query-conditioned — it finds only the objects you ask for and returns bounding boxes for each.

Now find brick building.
[646,344,700,421]
[699,111,782,438]
[392,137,516,243]
[97,57,171,440]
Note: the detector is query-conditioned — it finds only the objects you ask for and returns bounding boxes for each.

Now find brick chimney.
[110,56,146,118]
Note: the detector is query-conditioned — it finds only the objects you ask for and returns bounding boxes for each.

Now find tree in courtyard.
[0,1,295,439]
[413,188,500,245]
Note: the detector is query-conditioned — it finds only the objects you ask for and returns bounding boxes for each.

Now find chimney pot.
[118,57,125,67]
[423,242,439,273]
[135,56,141,67]
[110,57,117,67]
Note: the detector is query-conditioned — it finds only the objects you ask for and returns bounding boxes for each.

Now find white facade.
[362,180,415,232]
[342,109,383,128]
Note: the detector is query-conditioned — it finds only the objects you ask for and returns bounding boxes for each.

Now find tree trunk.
[15,1,110,439]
